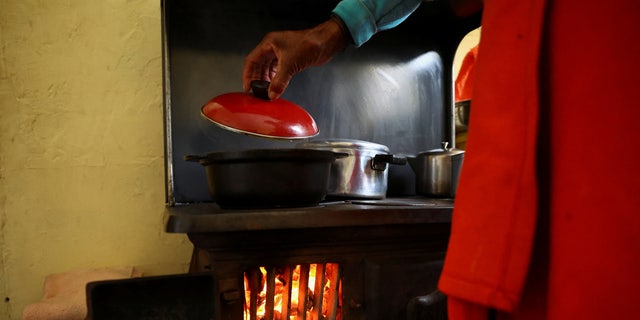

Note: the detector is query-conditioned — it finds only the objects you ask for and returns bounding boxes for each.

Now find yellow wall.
[0,1,193,318]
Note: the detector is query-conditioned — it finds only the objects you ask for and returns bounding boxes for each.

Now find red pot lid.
[201,81,319,140]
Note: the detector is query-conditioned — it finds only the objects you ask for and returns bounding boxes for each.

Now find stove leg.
[189,247,212,272]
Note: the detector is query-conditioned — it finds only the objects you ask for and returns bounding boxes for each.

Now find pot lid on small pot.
[297,139,391,153]
[201,80,319,140]
[420,142,465,156]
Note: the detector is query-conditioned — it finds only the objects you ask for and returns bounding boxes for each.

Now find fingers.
[268,60,278,82]
[268,75,288,100]
[242,41,277,92]
[243,24,341,99]
[268,60,295,100]
[242,35,291,99]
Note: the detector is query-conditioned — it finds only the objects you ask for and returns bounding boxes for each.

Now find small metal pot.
[296,139,407,199]
[407,142,464,198]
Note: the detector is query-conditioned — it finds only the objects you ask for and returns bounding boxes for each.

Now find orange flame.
[244,263,341,320]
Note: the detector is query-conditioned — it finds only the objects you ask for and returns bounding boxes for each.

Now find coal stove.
[161,0,479,319]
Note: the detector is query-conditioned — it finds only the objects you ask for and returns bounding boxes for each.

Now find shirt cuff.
[330,14,354,46]
[332,1,378,47]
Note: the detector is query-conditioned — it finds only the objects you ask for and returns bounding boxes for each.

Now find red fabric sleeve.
[455,44,479,102]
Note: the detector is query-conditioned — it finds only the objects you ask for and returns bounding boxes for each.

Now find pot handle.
[332,151,350,159]
[184,155,205,162]
[371,154,407,171]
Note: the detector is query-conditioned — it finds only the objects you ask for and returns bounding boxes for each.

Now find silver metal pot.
[407,142,464,198]
[296,139,407,199]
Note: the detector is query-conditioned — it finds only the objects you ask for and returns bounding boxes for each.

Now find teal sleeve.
[332,0,423,47]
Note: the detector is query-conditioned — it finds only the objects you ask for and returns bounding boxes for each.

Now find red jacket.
[438,0,640,319]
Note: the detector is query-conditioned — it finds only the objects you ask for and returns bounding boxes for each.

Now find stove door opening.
[244,263,342,320]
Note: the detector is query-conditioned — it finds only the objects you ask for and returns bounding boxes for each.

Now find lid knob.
[250,80,271,100]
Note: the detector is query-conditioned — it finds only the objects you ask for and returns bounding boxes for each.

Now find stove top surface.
[165,197,453,233]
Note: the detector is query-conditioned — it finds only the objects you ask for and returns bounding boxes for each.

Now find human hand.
[242,17,350,100]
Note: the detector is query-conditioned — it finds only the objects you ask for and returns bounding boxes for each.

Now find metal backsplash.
[162,0,480,205]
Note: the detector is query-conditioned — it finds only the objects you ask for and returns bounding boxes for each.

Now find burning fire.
[244,263,342,320]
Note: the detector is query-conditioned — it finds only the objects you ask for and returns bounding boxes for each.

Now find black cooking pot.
[185,149,346,209]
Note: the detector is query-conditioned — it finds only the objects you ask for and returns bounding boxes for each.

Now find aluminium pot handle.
[371,154,408,171]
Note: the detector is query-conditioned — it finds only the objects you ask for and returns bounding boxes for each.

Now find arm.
[243,0,477,99]
[334,0,483,46]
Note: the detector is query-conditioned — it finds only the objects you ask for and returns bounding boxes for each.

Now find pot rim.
[192,148,347,165]
[296,139,390,153]
[416,142,465,156]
